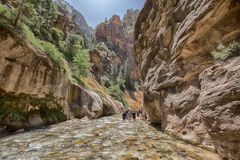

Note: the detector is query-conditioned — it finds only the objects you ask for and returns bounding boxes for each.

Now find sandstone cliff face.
[96,10,140,80]
[89,44,116,83]
[135,0,240,159]
[0,30,123,132]
[96,15,127,60]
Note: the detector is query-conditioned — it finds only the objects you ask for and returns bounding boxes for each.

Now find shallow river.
[0,115,220,160]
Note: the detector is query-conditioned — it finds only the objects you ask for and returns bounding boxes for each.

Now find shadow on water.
[0,122,62,138]
[150,122,162,131]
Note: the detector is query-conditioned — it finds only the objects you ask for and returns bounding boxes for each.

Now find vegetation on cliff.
[212,41,240,61]
[0,0,91,83]
[0,0,121,132]
[0,89,66,131]
[93,10,142,107]
[0,0,142,115]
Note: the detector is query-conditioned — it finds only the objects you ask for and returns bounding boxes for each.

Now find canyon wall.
[135,0,240,159]
[53,0,93,39]
[96,10,140,81]
[0,30,123,132]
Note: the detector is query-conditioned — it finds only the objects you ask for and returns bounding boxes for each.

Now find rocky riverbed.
[0,115,220,160]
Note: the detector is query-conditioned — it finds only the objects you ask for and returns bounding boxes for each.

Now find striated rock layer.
[0,29,123,132]
[135,0,240,159]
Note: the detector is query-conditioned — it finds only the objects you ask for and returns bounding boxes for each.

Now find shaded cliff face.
[95,10,140,80]
[135,0,240,159]
[0,30,123,132]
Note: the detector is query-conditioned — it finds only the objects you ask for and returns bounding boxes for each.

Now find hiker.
[139,110,143,119]
[132,110,136,121]
[122,110,128,121]
[143,111,148,122]
[127,109,133,122]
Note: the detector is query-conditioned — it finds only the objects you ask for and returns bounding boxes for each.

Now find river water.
[0,115,220,160]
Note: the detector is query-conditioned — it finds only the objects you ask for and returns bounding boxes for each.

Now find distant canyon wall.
[95,9,140,81]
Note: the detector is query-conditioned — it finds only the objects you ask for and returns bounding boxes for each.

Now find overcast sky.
[65,0,145,27]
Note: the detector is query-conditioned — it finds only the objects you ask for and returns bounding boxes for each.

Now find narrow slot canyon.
[0,0,240,160]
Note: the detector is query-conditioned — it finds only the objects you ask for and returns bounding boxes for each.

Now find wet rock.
[0,126,7,134]
[3,115,24,132]
[15,129,24,134]
[28,114,44,128]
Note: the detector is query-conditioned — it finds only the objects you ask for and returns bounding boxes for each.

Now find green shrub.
[102,76,111,88]
[108,84,123,102]
[0,93,28,123]
[0,92,66,125]
[65,34,84,61]
[23,25,72,79]
[123,59,136,91]
[12,111,26,122]
[58,40,67,53]
[0,4,11,18]
[38,108,67,125]
[52,27,64,43]
[0,3,18,22]
[212,42,240,61]
[40,27,53,42]
[73,49,92,78]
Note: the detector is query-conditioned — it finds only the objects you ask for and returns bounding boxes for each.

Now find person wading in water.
[132,110,136,121]
[143,111,148,122]
[122,110,128,121]
[127,109,133,122]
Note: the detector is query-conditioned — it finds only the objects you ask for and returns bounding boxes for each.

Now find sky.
[65,0,145,27]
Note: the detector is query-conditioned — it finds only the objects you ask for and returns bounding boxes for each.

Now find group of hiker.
[122,109,148,122]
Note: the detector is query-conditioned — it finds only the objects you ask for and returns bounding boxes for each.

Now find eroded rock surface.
[199,58,240,159]
[0,29,122,132]
[135,0,240,159]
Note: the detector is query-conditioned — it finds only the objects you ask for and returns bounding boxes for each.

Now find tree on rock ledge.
[14,0,25,26]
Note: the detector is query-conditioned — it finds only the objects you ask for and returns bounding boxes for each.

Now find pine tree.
[14,0,25,26]
[111,64,119,81]
[73,49,92,78]
[124,59,135,91]
[66,34,84,61]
